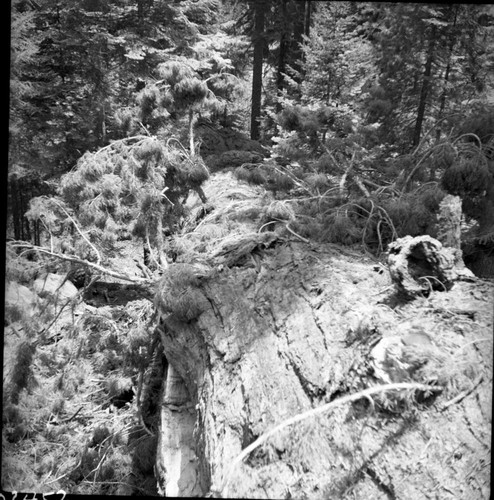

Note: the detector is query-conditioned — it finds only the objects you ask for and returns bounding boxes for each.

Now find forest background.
[7,0,494,272]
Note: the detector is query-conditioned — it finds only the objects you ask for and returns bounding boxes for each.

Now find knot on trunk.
[154,263,211,322]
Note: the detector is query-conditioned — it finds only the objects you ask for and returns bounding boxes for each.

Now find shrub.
[323,213,362,245]
[268,170,295,193]
[304,173,331,192]
[261,201,295,222]
[313,153,339,175]
[9,341,37,404]
[235,165,267,185]
[441,158,492,198]
[137,86,161,122]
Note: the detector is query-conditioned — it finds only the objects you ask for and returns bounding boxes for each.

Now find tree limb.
[9,242,154,285]
[51,198,102,265]
[285,223,309,243]
[440,374,484,412]
[339,151,356,196]
[353,175,371,198]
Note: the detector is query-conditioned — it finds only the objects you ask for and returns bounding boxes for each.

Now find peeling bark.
[156,362,203,497]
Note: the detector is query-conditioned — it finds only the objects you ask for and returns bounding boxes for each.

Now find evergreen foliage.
[155,263,210,322]
[442,158,492,198]
[6,2,494,494]
[25,135,209,271]
[10,0,493,276]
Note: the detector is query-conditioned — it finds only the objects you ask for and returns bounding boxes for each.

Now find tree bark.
[155,242,374,497]
[304,0,311,38]
[288,0,306,81]
[10,181,22,240]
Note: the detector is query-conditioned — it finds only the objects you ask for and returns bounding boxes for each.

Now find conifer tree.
[157,61,210,155]
[372,3,491,151]
[250,0,266,140]
[25,134,209,274]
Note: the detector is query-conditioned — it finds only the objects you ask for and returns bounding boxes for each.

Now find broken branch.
[9,242,153,285]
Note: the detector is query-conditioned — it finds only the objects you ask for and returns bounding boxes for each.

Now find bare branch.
[353,175,371,198]
[9,242,153,285]
[51,198,102,265]
[285,223,309,243]
[440,374,484,411]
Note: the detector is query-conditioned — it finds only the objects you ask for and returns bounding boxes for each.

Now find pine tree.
[250,0,265,140]
[25,135,210,272]
[9,0,42,169]
[372,3,491,151]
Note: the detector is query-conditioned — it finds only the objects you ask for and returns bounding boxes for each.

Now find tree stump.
[436,194,462,250]
[387,235,474,298]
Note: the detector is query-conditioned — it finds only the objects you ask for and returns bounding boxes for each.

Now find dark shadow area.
[324,416,418,499]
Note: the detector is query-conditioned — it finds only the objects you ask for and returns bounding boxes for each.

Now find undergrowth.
[3,253,161,495]
[225,145,450,258]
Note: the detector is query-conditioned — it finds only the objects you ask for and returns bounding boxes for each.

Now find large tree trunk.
[153,173,492,499]
[287,0,307,82]
[250,0,265,141]
[304,0,311,38]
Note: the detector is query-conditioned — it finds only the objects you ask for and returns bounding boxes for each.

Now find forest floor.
[2,171,493,498]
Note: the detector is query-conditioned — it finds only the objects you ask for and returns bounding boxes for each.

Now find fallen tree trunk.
[151,173,491,499]
[153,240,490,499]
[155,242,375,497]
